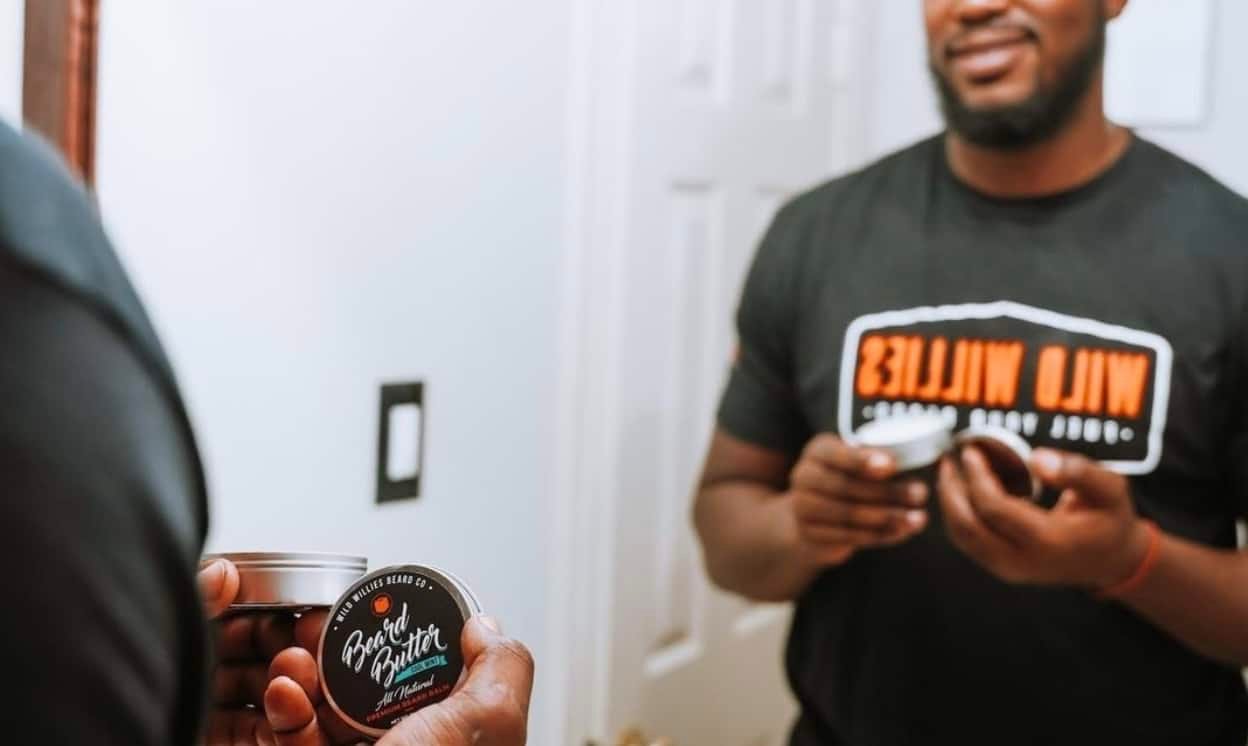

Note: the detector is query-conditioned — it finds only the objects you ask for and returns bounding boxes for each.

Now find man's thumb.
[1030,449,1127,507]
[197,558,240,619]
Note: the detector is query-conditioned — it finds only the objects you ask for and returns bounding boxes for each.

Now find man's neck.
[944,79,1132,199]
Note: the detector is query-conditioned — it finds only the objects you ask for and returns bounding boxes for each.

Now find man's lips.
[947,28,1034,81]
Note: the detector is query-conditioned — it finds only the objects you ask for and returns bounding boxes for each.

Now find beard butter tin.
[853,414,1041,501]
[853,413,953,474]
[202,552,368,610]
[954,424,1042,500]
[319,564,483,738]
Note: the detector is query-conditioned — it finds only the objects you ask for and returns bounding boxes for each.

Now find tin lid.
[203,552,368,571]
[954,425,1041,499]
[853,414,953,472]
[318,564,481,739]
[202,552,369,610]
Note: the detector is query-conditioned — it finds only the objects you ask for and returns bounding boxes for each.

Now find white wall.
[0,0,22,127]
[1135,1,1248,196]
[863,0,1248,196]
[94,3,570,742]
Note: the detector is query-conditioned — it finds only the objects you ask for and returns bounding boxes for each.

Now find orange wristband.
[1095,520,1162,600]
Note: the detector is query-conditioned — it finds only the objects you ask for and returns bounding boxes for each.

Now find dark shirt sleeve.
[716,201,812,456]
[0,259,207,744]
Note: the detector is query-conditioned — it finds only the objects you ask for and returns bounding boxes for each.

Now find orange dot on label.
[372,594,392,616]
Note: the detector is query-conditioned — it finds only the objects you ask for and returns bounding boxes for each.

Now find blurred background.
[3,1,1244,744]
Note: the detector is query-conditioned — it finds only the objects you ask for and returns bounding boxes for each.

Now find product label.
[839,302,1173,474]
[322,569,467,732]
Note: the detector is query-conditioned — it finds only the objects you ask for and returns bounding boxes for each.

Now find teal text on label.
[394,655,448,683]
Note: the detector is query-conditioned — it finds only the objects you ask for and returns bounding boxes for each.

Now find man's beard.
[930,23,1106,150]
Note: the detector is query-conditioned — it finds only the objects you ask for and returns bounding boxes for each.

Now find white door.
[551,1,868,744]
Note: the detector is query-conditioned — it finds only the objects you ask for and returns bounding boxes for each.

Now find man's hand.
[263,615,534,746]
[198,560,534,744]
[199,558,324,744]
[938,446,1151,588]
[789,433,929,566]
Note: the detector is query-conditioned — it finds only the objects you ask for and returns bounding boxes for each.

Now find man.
[694,1,1248,744]
[0,120,532,744]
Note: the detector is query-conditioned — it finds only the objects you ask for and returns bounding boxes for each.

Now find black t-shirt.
[0,123,209,742]
[718,135,1248,746]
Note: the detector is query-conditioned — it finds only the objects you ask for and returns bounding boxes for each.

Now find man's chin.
[950,82,1039,116]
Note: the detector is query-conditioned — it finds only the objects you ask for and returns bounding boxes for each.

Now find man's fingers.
[800,520,924,549]
[1031,448,1129,507]
[264,676,330,746]
[959,447,1053,547]
[459,615,535,703]
[269,647,321,705]
[452,616,534,738]
[790,460,926,506]
[213,662,271,706]
[315,701,367,744]
[202,711,267,746]
[381,617,533,746]
[199,559,241,620]
[938,457,1015,570]
[795,490,927,533]
[267,645,360,743]
[217,613,296,662]
[802,434,896,480]
[295,609,329,653]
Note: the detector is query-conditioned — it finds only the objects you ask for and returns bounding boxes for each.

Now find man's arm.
[693,430,817,602]
[694,429,930,603]
[0,260,207,743]
[1115,531,1248,665]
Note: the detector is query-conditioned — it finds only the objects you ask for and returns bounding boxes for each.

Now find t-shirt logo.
[838,301,1173,475]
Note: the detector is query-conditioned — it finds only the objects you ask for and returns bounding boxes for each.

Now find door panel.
[600,1,863,743]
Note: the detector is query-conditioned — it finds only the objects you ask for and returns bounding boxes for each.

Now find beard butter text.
[341,603,450,687]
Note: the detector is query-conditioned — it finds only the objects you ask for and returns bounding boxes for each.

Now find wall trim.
[546,0,638,742]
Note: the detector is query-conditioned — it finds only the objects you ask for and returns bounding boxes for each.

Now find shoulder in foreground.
[775,135,941,224]
[0,119,87,201]
[0,120,101,256]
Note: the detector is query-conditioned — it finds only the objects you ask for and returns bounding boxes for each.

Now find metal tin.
[954,425,1042,499]
[318,564,482,739]
[202,552,368,610]
[853,414,954,472]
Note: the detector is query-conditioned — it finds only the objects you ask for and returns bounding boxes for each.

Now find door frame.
[545,1,874,743]
[22,0,99,184]
[545,0,639,741]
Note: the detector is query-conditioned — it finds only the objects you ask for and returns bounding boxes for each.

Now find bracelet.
[1095,520,1162,600]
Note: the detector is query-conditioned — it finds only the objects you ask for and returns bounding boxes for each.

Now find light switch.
[376,382,425,504]
[386,403,422,482]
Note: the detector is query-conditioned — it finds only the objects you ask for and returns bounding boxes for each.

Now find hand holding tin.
[263,615,534,746]
[938,447,1152,589]
[198,558,325,744]
[199,558,241,619]
[789,432,930,567]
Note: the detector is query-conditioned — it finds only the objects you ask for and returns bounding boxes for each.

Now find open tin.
[852,415,1042,501]
[954,424,1042,500]
[853,413,952,473]
[318,564,482,739]
[202,552,368,610]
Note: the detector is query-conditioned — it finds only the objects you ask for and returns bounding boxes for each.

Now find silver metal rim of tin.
[954,424,1043,500]
[318,564,482,740]
[852,413,954,472]
[202,552,368,610]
